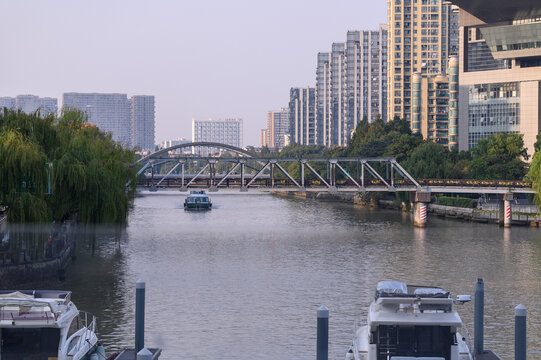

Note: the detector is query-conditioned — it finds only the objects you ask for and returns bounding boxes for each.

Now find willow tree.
[49,109,137,223]
[0,116,50,222]
[0,108,137,224]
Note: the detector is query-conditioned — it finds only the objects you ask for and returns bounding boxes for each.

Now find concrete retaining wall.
[0,221,77,289]
[271,191,541,227]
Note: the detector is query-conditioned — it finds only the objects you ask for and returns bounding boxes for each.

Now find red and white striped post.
[503,193,513,228]
[413,191,431,227]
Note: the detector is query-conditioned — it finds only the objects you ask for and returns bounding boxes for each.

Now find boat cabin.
[0,290,97,360]
[368,281,469,360]
[184,191,212,209]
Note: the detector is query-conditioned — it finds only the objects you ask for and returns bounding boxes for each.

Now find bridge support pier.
[412,191,431,227]
[499,193,513,227]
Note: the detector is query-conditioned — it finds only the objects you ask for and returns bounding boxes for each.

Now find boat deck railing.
[76,311,96,333]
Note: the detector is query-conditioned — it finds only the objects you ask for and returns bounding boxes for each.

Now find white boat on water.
[0,290,104,360]
[346,281,473,360]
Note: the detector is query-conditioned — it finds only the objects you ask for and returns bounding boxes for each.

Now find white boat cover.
[376,281,408,295]
[0,291,34,299]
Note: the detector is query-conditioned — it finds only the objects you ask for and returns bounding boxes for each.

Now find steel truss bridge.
[134,142,534,195]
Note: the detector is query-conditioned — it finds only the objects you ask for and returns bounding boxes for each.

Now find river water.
[58,191,540,359]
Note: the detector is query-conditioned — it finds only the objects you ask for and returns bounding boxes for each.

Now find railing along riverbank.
[270,190,541,227]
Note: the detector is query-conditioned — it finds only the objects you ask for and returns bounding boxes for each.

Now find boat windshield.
[1,327,60,360]
[187,196,208,203]
[375,325,453,360]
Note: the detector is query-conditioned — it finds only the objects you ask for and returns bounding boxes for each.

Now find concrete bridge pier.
[412,191,431,227]
[499,193,513,227]
[239,160,248,192]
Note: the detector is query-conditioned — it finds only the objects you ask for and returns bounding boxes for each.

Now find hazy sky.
[0,0,386,146]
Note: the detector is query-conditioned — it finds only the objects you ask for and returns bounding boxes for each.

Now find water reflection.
[6,192,540,359]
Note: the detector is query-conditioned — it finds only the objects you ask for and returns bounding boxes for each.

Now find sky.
[0,0,386,146]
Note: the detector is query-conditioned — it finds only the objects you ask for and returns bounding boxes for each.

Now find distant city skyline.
[0,0,386,146]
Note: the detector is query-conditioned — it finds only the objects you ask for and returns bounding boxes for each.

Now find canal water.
[60,192,540,359]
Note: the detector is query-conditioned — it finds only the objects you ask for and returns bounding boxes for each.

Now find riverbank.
[0,220,78,289]
[270,190,541,227]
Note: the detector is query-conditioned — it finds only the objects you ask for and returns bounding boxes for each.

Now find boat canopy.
[375,281,450,300]
[376,281,408,298]
[0,290,74,327]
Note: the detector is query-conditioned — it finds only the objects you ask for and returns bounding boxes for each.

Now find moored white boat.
[0,290,104,360]
[346,281,473,360]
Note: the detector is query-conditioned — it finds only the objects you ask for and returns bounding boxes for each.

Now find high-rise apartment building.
[63,93,132,147]
[316,26,388,147]
[450,0,541,157]
[131,95,155,151]
[345,28,389,126]
[289,87,316,145]
[0,95,57,116]
[191,118,243,155]
[387,0,458,128]
[412,56,458,147]
[160,137,191,154]
[0,97,15,110]
[161,137,190,149]
[263,108,289,150]
[261,129,269,148]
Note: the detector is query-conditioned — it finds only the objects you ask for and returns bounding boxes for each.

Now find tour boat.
[184,190,212,210]
[345,281,473,360]
[0,290,104,360]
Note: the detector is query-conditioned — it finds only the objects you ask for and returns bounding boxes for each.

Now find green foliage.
[527,151,541,210]
[0,108,137,223]
[278,143,326,158]
[435,196,477,209]
[384,133,423,162]
[468,133,528,180]
[404,142,453,179]
[534,134,541,153]
[347,117,413,158]
[276,119,528,182]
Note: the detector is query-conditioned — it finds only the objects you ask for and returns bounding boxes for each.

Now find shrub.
[435,196,477,208]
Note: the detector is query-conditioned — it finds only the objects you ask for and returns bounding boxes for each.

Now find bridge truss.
[138,156,422,192]
[134,142,534,195]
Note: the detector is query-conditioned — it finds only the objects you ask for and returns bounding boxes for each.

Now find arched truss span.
[138,142,255,163]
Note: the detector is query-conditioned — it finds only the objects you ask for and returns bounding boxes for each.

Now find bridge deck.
[139,185,534,194]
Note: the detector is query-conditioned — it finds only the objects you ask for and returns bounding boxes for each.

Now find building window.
[467,82,520,148]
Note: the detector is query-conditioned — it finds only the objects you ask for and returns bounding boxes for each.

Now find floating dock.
[113,348,162,360]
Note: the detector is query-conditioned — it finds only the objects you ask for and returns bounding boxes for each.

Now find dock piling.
[317,306,329,360]
[135,280,146,354]
[515,304,527,360]
[474,278,484,356]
